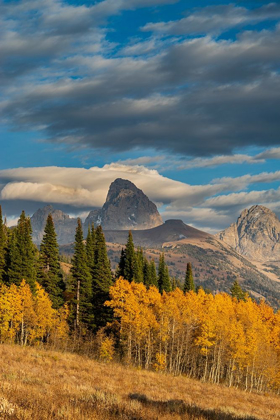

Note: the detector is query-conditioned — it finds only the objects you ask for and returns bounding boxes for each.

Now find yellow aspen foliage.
[99,337,115,362]
[0,285,15,342]
[0,280,69,346]
[51,304,69,343]
[107,278,280,393]
[154,352,166,371]
[33,283,55,342]
[19,280,37,345]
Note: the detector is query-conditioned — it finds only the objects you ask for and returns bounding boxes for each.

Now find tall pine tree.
[71,218,93,330]
[38,214,65,309]
[143,257,151,286]
[158,253,171,293]
[116,248,125,278]
[143,258,158,288]
[123,231,137,282]
[149,259,158,287]
[135,247,144,283]
[86,224,95,275]
[183,262,195,293]
[8,211,37,291]
[92,225,113,330]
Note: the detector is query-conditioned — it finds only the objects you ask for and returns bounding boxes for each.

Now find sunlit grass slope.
[0,344,279,420]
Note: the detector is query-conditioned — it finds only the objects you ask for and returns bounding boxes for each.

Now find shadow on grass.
[129,393,258,420]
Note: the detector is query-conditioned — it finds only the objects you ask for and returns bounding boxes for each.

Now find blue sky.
[1,0,280,232]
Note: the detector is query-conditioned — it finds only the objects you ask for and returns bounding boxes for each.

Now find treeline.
[107,278,280,393]
[0,207,195,334]
[0,208,113,333]
[1,206,279,393]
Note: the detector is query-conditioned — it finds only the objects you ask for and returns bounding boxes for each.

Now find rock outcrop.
[216,205,280,262]
[84,178,163,231]
[31,205,77,245]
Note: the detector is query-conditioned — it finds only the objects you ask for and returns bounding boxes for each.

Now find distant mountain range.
[29,178,280,305]
[59,218,280,306]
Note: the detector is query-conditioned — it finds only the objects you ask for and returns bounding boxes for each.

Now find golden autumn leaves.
[0,281,68,345]
[1,275,279,393]
[106,277,280,392]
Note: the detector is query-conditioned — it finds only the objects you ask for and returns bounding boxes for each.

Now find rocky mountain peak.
[216,205,280,262]
[105,178,138,203]
[31,205,77,245]
[85,178,163,231]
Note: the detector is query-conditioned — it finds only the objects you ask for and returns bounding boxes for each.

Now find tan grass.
[0,343,279,419]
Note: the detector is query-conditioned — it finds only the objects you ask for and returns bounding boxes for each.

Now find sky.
[1,0,280,233]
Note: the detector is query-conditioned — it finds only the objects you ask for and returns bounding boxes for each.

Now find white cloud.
[1,164,280,232]
[255,147,280,160]
[176,154,262,169]
[0,164,213,208]
[212,171,280,191]
[205,188,280,209]
[142,3,280,36]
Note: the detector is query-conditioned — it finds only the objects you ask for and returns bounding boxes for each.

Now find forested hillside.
[0,206,280,395]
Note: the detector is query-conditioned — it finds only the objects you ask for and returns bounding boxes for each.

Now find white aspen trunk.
[76,280,80,329]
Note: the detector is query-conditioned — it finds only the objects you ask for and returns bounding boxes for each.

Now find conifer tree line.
[0,205,248,335]
[1,206,280,393]
[0,207,113,333]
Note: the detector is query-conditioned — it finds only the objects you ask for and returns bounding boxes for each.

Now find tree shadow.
[129,393,258,420]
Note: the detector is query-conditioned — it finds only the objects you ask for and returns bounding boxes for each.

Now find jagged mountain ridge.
[29,198,280,305]
[103,219,210,247]
[60,219,280,306]
[216,205,280,263]
[85,178,163,231]
[31,205,78,245]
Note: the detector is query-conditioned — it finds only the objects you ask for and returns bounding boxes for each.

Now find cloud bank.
[1,1,280,157]
[1,164,280,232]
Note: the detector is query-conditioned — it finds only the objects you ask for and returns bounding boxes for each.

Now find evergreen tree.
[158,253,171,293]
[171,277,182,291]
[86,224,95,274]
[116,232,143,283]
[149,259,158,287]
[135,247,144,283]
[230,280,247,301]
[8,211,37,291]
[143,257,151,286]
[123,231,137,282]
[116,248,125,278]
[38,214,65,309]
[0,206,7,283]
[184,262,195,293]
[132,256,141,283]
[92,225,113,329]
[71,219,93,330]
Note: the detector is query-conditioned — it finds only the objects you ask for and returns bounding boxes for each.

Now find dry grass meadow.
[0,344,279,420]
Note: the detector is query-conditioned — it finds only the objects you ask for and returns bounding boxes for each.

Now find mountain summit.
[216,205,280,262]
[85,178,163,230]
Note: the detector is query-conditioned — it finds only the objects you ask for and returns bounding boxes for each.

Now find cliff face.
[31,179,163,244]
[31,205,77,245]
[216,205,280,262]
[85,178,163,231]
